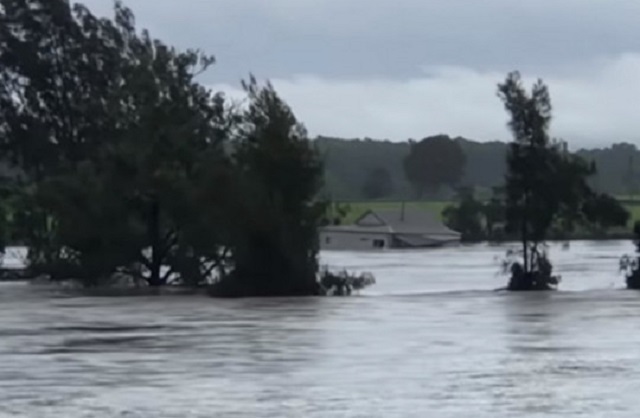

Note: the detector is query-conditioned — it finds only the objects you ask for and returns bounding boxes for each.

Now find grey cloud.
[213,55,640,147]
[79,0,640,82]
[77,1,640,146]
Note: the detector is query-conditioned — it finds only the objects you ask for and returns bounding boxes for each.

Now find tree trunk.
[148,199,163,287]
[521,223,529,274]
[522,192,530,274]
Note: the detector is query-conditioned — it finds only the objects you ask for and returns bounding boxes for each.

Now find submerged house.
[320,208,461,250]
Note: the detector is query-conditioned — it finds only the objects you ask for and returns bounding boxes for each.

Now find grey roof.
[317,208,461,238]
[320,224,392,234]
[321,208,461,238]
[359,208,459,236]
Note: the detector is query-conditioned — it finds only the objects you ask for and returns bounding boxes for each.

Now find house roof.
[320,224,393,234]
[322,207,460,238]
[357,208,459,236]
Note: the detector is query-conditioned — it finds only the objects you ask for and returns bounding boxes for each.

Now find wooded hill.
[317,136,640,200]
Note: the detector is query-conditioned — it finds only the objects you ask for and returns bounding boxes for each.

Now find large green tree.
[0,1,361,297]
[0,0,130,278]
[403,135,466,198]
[94,12,227,287]
[0,0,231,286]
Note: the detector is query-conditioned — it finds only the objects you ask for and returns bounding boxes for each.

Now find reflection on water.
[1,241,640,417]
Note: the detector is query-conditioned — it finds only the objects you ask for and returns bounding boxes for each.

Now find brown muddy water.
[1,241,640,417]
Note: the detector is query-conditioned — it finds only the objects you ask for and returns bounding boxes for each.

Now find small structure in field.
[320,207,461,250]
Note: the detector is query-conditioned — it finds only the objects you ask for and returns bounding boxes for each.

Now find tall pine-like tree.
[498,72,602,291]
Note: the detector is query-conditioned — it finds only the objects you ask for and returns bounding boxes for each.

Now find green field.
[337,200,640,228]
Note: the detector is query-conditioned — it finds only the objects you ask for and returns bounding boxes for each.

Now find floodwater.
[1,241,640,417]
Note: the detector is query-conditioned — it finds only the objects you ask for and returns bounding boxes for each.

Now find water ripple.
[1,241,639,417]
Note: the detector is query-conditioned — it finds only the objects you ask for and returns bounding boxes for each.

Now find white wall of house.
[320,231,391,251]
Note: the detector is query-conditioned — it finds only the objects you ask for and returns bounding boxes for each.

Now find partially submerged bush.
[501,247,560,291]
[208,268,376,298]
[319,268,376,296]
[620,221,640,290]
[620,255,640,290]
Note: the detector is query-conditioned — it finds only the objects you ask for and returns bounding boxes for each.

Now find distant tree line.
[317,137,640,201]
[0,0,373,296]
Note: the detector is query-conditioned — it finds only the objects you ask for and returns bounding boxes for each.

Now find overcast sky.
[82,0,640,147]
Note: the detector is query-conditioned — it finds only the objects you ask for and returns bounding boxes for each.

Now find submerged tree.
[209,78,327,297]
[497,72,601,291]
[0,0,129,278]
[0,0,233,286]
[94,13,227,287]
[0,1,372,296]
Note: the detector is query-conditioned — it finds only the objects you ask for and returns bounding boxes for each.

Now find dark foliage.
[403,135,466,198]
[0,0,231,287]
[319,268,376,296]
[501,247,560,291]
[483,188,507,240]
[583,193,630,231]
[322,202,351,226]
[0,1,346,296]
[208,78,327,297]
[620,221,640,289]
[497,72,601,291]
[362,167,394,199]
[442,187,485,241]
[442,187,508,242]
[317,135,640,201]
